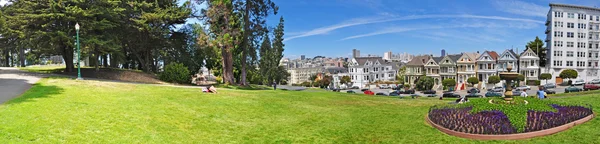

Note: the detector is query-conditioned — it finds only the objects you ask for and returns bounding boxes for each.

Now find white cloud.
[285,14,543,41]
[340,20,532,40]
[492,0,548,17]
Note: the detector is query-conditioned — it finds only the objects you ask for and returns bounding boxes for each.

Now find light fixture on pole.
[75,23,83,80]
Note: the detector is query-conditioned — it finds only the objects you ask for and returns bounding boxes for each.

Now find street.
[340,84,585,97]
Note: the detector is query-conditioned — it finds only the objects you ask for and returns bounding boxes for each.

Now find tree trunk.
[95,48,100,72]
[4,50,9,67]
[19,46,25,67]
[109,54,118,68]
[239,1,251,86]
[60,44,75,72]
[221,45,235,84]
[102,54,108,68]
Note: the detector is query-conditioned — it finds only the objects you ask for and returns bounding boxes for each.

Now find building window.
[567,32,574,38]
[553,61,563,66]
[555,11,563,17]
[578,33,586,38]
[566,61,573,66]
[567,42,574,47]
[568,13,574,18]
[567,22,574,28]
[553,41,563,47]
[567,51,574,57]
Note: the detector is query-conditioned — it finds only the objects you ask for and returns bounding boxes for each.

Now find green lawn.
[1,78,600,143]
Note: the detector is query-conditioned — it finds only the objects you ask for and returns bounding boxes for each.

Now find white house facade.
[476,51,499,84]
[519,49,541,81]
[348,57,397,88]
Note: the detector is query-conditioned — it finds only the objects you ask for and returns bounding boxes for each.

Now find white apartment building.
[476,51,499,84]
[348,57,398,88]
[546,3,600,84]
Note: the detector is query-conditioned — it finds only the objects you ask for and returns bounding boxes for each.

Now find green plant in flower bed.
[429,97,593,134]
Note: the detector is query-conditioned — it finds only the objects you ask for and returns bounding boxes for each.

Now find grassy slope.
[0,78,599,143]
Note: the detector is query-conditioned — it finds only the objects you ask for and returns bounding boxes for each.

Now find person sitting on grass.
[208,85,218,93]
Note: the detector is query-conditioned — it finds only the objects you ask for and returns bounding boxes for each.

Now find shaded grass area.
[19,66,163,84]
[0,77,599,143]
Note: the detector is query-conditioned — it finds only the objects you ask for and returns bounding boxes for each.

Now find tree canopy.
[559,69,578,80]
[467,77,479,86]
[488,76,501,84]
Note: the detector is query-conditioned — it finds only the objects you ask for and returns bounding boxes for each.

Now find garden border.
[425,112,595,140]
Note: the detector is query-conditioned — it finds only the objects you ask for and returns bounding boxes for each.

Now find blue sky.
[257,0,599,59]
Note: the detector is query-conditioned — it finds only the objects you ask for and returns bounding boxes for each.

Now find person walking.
[273,82,277,90]
[520,89,528,97]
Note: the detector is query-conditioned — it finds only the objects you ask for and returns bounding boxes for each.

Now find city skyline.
[271,0,599,58]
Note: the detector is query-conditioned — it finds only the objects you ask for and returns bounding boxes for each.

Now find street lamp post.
[75,23,83,80]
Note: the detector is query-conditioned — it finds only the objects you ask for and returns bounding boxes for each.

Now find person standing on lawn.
[537,86,546,99]
[273,82,277,90]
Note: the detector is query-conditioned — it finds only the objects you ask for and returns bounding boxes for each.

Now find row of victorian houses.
[405,49,540,90]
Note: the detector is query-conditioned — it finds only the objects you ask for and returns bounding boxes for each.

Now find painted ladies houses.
[476,51,499,84]
[424,56,443,86]
[348,57,397,88]
[439,54,461,81]
[519,49,540,81]
[405,55,430,85]
[456,52,480,90]
[497,49,519,73]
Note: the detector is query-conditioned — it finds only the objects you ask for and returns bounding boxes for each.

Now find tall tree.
[202,0,241,84]
[526,36,546,67]
[258,34,273,84]
[271,17,286,83]
[237,0,278,85]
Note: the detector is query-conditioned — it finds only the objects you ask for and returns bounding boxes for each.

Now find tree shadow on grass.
[215,84,273,90]
[1,78,64,105]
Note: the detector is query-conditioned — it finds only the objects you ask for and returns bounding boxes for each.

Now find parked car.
[379,84,391,89]
[465,93,483,98]
[512,89,523,96]
[389,91,400,96]
[391,85,398,89]
[401,89,416,94]
[591,79,600,84]
[361,89,369,92]
[584,83,600,91]
[573,80,585,86]
[564,86,582,93]
[488,87,504,92]
[351,86,359,89]
[467,88,480,93]
[516,85,531,90]
[544,89,556,94]
[375,92,387,96]
[347,90,356,94]
[442,92,460,98]
[422,90,436,94]
[543,83,556,89]
[364,90,374,95]
[485,91,502,97]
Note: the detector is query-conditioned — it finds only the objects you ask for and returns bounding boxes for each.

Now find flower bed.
[428,98,593,135]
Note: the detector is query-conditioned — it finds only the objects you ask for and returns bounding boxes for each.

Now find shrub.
[442,79,456,87]
[559,69,578,80]
[416,76,434,91]
[488,76,501,85]
[540,73,552,83]
[527,80,540,86]
[159,63,190,84]
[467,77,479,86]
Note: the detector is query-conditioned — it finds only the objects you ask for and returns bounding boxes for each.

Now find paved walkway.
[0,67,42,103]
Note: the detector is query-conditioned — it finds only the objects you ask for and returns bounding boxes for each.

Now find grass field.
[1,78,600,143]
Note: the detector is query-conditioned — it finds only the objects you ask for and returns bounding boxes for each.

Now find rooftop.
[550,3,600,11]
